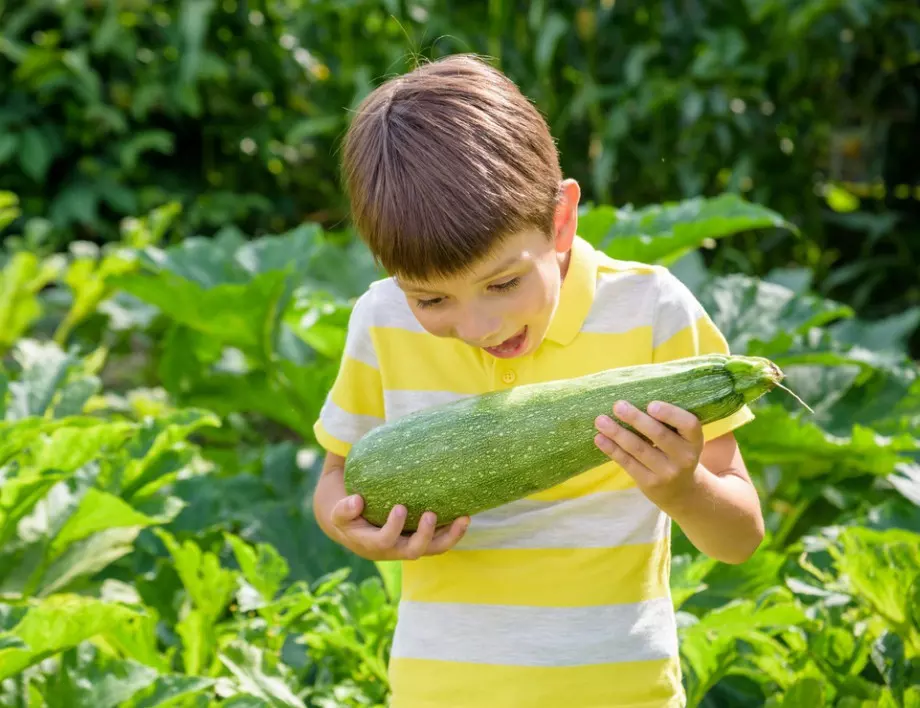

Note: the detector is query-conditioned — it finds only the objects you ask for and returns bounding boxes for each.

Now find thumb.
[331,494,364,526]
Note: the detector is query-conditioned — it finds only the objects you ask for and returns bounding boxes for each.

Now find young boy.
[312,54,765,708]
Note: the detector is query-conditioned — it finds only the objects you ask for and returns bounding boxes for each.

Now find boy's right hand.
[329,494,470,561]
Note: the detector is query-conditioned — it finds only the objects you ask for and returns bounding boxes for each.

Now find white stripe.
[391,598,678,666]
[383,389,473,421]
[343,332,378,369]
[458,487,667,550]
[342,291,379,368]
[367,279,425,331]
[582,271,657,334]
[652,269,706,348]
[318,399,383,444]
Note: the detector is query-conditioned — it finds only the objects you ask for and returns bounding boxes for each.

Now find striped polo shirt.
[313,235,754,708]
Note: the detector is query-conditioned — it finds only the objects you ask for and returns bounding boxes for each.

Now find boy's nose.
[454,312,502,346]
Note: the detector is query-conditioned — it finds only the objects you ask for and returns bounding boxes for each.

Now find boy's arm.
[313,451,471,561]
[664,431,765,564]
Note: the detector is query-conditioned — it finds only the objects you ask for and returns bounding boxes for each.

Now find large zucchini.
[344,353,784,530]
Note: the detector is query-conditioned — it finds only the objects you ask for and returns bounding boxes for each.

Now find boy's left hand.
[593,399,704,509]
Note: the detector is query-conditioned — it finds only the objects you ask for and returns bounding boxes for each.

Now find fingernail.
[649,401,660,414]
[394,505,406,517]
[614,401,627,416]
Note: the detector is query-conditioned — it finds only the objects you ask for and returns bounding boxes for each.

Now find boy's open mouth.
[483,326,528,358]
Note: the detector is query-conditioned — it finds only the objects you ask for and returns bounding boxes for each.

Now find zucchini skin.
[343,354,782,530]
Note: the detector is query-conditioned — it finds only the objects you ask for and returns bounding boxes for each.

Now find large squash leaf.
[579,193,796,265]
[0,594,144,680]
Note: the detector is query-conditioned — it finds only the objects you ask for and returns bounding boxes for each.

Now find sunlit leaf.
[830,527,920,654]
[736,404,918,478]
[219,640,306,708]
[0,594,142,679]
[227,535,289,604]
[580,194,796,265]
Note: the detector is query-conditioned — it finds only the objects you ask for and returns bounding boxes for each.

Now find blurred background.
[1,3,919,708]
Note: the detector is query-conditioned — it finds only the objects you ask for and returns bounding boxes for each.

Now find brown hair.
[340,53,562,281]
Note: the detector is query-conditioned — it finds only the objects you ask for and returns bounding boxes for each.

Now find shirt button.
[502,370,516,384]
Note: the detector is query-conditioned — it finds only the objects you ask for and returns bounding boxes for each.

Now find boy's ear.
[553,178,581,253]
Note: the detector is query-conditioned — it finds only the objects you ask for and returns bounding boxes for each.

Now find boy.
[312,54,765,707]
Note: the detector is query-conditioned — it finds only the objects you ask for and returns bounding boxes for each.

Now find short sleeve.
[312,291,386,457]
[651,267,754,441]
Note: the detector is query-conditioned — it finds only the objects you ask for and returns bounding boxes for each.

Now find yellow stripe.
[312,421,351,457]
[329,356,385,418]
[388,656,683,708]
[525,460,636,501]
[373,329,489,393]
[401,540,670,607]
[653,315,729,363]
[703,405,755,441]
[537,329,654,378]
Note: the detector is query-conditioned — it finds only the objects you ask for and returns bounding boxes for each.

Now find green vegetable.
[344,353,788,530]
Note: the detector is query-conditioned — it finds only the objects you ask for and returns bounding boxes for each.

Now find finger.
[330,494,365,526]
[611,400,684,457]
[596,411,669,471]
[647,401,703,446]
[426,516,471,555]
[372,504,409,549]
[401,511,437,559]
[594,433,653,486]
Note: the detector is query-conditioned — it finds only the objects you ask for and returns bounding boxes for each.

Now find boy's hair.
[341,53,562,281]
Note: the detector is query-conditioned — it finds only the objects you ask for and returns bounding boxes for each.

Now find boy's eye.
[491,276,521,292]
[416,297,443,309]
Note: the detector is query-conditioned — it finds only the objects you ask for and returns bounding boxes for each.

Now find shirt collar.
[544,235,597,346]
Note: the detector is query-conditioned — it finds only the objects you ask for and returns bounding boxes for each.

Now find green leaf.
[0,634,27,650]
[0,469,71,550]
[112,409,219,499]
[375,560,402,604]
[112,269,293,355]
[679,593,808,705]
[829,307,920,355]
[227,535,289,603]
[686,548,787,610]
[124,675,217,708]
[154,529,236,625]
[0,139,18,169]
[669,553,718,609]
[56,249,139,345]
[735,404,918,479]
[7,339,76,418]
[48,651,160,708]
[218,640,306,708]
[51,488,160,556]
[580,194,797,264]
[890,463,920,507]
[175,607,212,677]
[0,594,142,679]
[0,252,65,351]
[19,127,53,181]
[697,274,854,356]
[39,526,145,596]
[781,677,827,706]
[830,527,920,654]
[32,422,134,473]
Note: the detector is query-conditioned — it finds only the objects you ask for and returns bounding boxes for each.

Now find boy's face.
[396,180,580,359]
